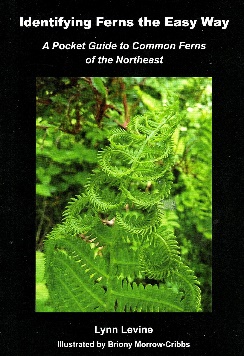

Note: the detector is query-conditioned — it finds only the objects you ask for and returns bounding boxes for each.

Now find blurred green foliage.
[36,251,54,312]
[36,77,212,311]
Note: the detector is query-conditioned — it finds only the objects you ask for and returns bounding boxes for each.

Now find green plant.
[166,78,212,311]
[44,110,201,312]
[36,251,54,312]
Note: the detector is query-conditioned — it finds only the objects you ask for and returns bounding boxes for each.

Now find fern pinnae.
[115,206,163,238]
[98,148,134,178]
[109,128,136,148]
[111,280,185,312]
[62,194,90,223]
[169,263,202,312]
[139,231,180,280]
[86,175,122,212]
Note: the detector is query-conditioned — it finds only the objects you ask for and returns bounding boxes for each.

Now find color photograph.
[36,77,212,312]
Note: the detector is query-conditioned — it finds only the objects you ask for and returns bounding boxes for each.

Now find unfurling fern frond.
[86,173,122,212]
[139,231,180,279]
[44,110,201,312]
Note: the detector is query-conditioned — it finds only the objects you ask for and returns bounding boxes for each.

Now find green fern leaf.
[109,279,185,312]
[139,231,180,279]
[45,235,108,312]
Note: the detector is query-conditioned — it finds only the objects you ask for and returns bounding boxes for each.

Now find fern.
[44,110,201,312]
